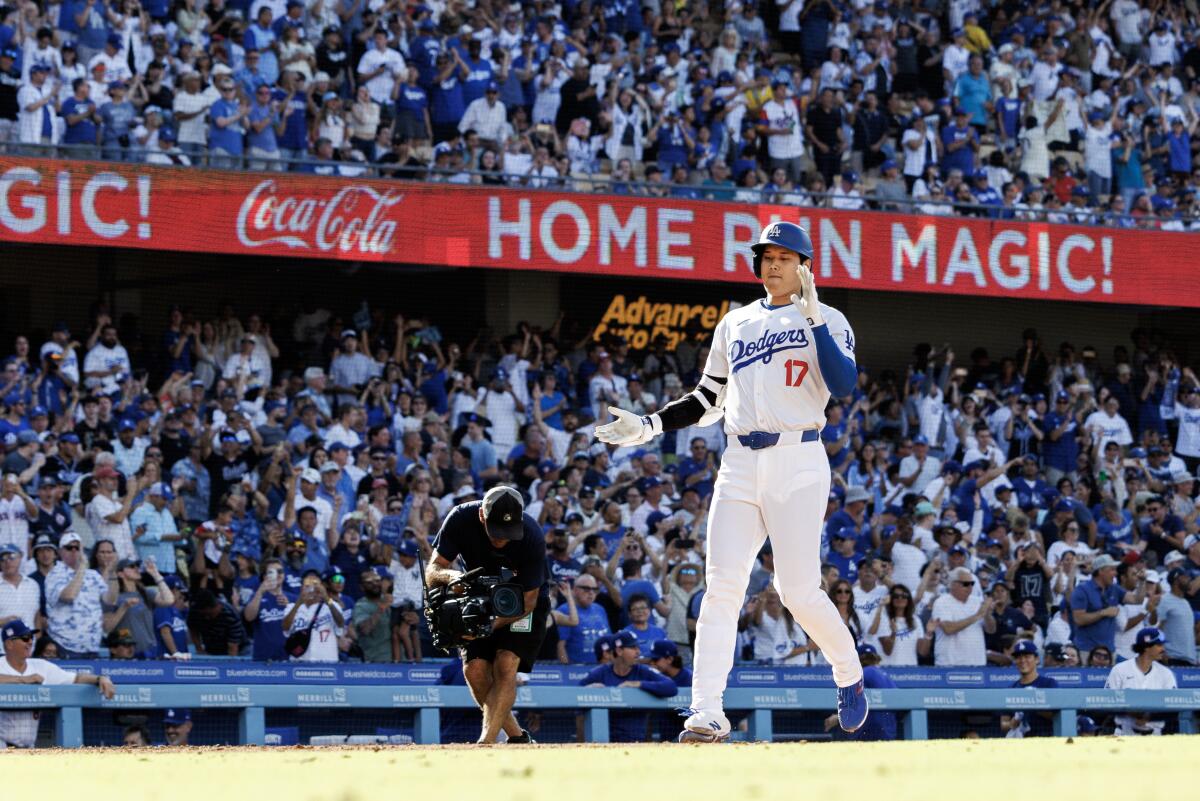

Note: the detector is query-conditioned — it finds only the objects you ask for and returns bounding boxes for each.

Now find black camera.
[423,567,524,651]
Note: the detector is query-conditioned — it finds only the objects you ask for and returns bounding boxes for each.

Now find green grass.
[7,737,1194,801]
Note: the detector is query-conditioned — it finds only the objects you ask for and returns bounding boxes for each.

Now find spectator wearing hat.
[649,639,691,686]
[1105,627,1178,735]
[85,465,139,560]
[104,626,137,659]
[580,629,677,742]
[130,482,181,576]
[104,555,175,658]
[44,531,110,658]
[1149,567,1197,665]
[112,418,149,478]
[97,79,136,161]
[1070,553,1146,663]
[162,708,192,745]
[999,640,1059,737]
[154,574,190,658]
[0,619,115,747]
[16,63,58,155]
[929,566,994,666]
[898,434,942,496]
[0,543,40,655]
[388,542,423,661]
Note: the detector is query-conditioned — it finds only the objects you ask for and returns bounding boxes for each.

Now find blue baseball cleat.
[837,680,869,732]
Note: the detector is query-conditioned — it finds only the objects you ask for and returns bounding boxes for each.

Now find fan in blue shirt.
[580,631,678,741]
[556,577,611,663]
[153,577,191,657]
[619,594,668,657]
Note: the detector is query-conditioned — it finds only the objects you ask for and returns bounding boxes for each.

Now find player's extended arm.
[595,374,726,446]
[793,265,857,398]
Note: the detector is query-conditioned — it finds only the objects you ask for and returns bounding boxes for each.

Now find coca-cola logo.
[235,180,403,254]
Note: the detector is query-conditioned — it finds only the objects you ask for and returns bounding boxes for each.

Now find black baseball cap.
[482,486,525,541]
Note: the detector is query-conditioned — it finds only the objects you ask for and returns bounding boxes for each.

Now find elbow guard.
[813,324,857,398]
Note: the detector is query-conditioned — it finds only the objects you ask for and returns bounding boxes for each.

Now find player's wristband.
[642,414,663,437]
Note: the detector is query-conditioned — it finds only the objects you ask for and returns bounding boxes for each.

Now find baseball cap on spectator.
[162,575,186,591]
[831,527,856,541]
[844,486,869,505]
[29,405,47,419]
[147,482,174,500]
[94,465,119,479]
[31,534,56,553]
[319,461,340,474]
[300,468,320,484]
[106,627,137,647]
[612,631,639,650]
[565,512,583,525]
[116,558,141,572]
[328,441,349,454]
[59,532,82,548]
[396,540,419,558]
[2,620,39,641]
[163,709,192,725]
[1012,640,1038,657]
[1076,715,1099,735]
[16,430,38,445]
[453,485,478,500]
[856,643,879,658]
[650,640,678,659]
[1132,627,1167,653]
[881,159,898,173]
[372,565,393,581]
[1162,551,1185,567]
[636,476,662,492]
[593,634,615,661]
[949,545,969,557]
[942,461,963,475]
[481,485,524,540]
[1091,554,1119,571]
[913,501,936,518]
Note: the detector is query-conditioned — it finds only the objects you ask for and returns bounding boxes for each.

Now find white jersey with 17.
[703,299,856,435]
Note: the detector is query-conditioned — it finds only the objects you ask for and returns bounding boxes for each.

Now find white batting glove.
[790,263,825,327]
[595,406,657,446]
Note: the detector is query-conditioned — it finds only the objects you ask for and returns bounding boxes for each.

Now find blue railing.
[4,675,1196,745]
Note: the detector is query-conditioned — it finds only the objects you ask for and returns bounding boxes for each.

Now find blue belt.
[736,429,819,450]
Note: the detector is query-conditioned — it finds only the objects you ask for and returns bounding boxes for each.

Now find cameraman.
[426,486,548,744]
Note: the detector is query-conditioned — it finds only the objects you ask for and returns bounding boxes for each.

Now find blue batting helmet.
[750,222,813,277]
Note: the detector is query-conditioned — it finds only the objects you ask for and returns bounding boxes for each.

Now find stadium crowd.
[0,298,1196,680]
[4,1,1200,227]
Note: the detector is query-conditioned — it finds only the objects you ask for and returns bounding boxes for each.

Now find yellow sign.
[591,295,730,350]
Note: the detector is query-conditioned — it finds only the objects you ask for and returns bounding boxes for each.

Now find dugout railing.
[3,684,1196,745]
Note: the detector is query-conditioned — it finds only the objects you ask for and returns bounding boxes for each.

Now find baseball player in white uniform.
[597,222,868,741]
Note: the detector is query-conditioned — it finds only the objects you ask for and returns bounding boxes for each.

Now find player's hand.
[595,407,655,446]
[790,263,824,326]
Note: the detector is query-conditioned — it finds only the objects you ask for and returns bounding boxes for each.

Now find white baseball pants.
[691,434,863,713]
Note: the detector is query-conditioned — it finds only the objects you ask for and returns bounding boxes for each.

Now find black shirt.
[31,503,72,538]
[204,453,253,513]
[806,103,843,149]
[187,599,249,654]
[0,67,19,121]
[433,501,548,600]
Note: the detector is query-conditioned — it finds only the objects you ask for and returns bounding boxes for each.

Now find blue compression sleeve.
[812,323,857,398]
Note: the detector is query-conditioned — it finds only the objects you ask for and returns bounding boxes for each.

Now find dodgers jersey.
[703,299,856,436]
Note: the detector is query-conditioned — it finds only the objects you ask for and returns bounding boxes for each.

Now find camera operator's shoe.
[677,709,730,743]
[507,729,536,744]
[837,679,869,733]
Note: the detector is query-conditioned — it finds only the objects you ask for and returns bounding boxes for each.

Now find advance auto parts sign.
[591,295,734,350]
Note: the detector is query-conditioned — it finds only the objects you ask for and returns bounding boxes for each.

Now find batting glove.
[595,406,659,446]
[790,263,825,327]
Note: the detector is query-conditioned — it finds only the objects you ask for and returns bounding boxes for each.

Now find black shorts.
[461,595,549,673]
